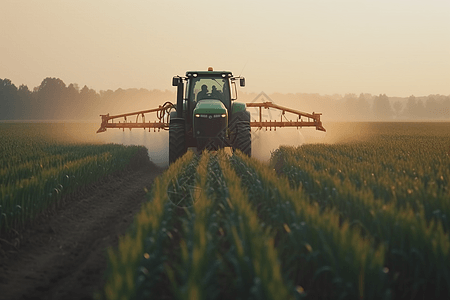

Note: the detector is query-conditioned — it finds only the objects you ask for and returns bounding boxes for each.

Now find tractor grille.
[194,115,227,138]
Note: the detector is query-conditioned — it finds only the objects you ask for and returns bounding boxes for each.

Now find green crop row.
[269,127,450,299]
[101,151,384,299]
[233,151,388,299]
[104,150,195,299]
[0,123,145,233]
[105,150,294,300]
[216,151,292,299]
[102,123,450,300]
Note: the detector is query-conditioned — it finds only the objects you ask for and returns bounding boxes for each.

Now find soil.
[0,149,164,300]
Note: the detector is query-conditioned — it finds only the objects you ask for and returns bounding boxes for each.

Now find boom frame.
[246,102,326,132]
[97,101,326,133]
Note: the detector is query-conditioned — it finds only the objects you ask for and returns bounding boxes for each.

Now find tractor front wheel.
[169,122,187,164]
[234,121,251,156]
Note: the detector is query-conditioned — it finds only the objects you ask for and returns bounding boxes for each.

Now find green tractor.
[97,67,326,164]
[169,68,250,163]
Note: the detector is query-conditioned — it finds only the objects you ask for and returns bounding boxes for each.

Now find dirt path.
[0,150,164,300]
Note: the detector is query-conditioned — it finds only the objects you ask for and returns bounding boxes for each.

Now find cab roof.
[186,71,233,77]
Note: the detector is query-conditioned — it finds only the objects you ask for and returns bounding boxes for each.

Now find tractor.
[97,67,326,164]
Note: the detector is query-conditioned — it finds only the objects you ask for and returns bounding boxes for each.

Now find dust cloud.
[247,106,325,161]
[250,122,375,161]
[96,127,312,166]
[303,122,375,144]
[251,128,306,161]
[46,122,170,167]
[96,129,170,167]
[39,121,103,144]
[51,122,332,167]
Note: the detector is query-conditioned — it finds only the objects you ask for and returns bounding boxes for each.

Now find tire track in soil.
[0,150,164,300]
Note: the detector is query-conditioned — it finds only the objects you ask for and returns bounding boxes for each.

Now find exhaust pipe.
[177,79,184,118]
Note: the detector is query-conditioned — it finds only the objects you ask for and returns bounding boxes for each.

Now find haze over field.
[2,0,449,97]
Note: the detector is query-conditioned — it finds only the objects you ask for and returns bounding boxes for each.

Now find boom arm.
[246,102,326,132]
[96,101,325,133]
[96,102,174,133]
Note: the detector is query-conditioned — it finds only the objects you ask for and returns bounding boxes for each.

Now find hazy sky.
[2,0,449,97]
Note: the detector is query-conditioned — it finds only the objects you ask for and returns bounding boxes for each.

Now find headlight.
[195,114,227,118]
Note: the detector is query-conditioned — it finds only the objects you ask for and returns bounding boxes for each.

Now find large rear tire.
[234,121,251,156]
[169,122,187,164]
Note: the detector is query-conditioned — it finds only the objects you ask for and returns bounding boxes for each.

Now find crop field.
[1,122,449,299]
[103,122,450,300]
[0,123,144,233]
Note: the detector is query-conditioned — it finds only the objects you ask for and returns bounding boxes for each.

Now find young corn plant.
[234,151,389,300]
[217,151,293,300]
[270,138,450,299]
[103,151,195,300]
[166,151,226,300]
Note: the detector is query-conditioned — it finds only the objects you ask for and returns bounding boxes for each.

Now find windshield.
[188,77,230,108]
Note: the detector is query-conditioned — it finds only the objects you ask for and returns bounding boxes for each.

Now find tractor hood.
[193,100,227,115]
[193,100,228,141]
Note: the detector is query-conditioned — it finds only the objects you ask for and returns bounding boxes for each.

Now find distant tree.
[357,93,372,120]
[57,83,80,119]
[67,83,80,100]
[443,96,450,119]
[16,84,32,119]
[80,85,98,102]
[416,99,426,119]
[404,95,427,119]
[343,93,359,119]
[373,94,393,120]
[99,89,114,100]
[425,96,439,119]
[35,77,67,119]
[392,101,403,118]
[36,77,66,93]
[0,78,19,120]
[79,85,100,119]
[404,95,416,118]
[340,93,371,121]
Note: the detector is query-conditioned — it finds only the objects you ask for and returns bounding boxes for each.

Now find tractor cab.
[184,70,234,150]
[186,71,232,108]
[184,70,233,127]
[172,69,245,121]
[170,68,248,155]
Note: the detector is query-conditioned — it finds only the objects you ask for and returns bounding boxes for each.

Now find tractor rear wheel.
[169,122,187,164]
[234,121,251,156]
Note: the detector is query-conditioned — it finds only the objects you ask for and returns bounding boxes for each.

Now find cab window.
[189,77,230,108]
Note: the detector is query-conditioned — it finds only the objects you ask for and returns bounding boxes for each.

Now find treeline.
[0,77,174,121]
[335,93,450,121]
[1,77,449,121]
[239,92,450,121]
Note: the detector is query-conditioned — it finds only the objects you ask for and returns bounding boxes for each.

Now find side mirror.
[172,76,180,86]
[240,77,245,87]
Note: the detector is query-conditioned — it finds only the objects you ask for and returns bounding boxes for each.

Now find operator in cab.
[197,84,209,101]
